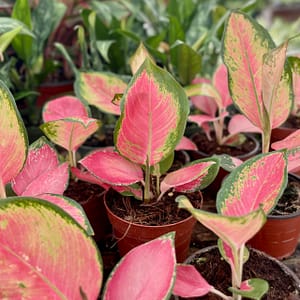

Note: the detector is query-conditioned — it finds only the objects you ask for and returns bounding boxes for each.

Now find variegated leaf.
[115,58,189,166]
[42,96,89,122]
[229,278,269,299]
[11,137,69,196]
[0,197,102,299]
[262,41,292,128]
[38,194,94,235]
[217,151,287,216]
[40,117,101,151]
[223,11,275,129]
[103,232,176,300]
[176,196,266,250]
[0,80,28,192]
[75,71,127,115]
[79,150,144,186]
[228,114,262,136]
[173,264,212,298]
[130,43,155,75]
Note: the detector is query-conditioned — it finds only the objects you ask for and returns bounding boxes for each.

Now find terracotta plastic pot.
[104,193,196,263]
[248,174,300,259]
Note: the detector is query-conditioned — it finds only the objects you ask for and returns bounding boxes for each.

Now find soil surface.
[283,115,300,129]
[173,247,300,300]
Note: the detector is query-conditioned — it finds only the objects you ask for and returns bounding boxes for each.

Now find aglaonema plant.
[186,63,260,147]
[222,10,293,154]
[75,57,220,204]
[0,80,102,298]
[173,150,288,300]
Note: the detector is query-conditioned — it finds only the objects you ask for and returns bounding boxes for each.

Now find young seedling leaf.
[0,197,102,299]
[173,264,212,297]
[217,151,288,216]
[115,58,189,166]
[229,278,269,299]
[176,196,266,250]
[0,80,28,195]
[103,232,176,300]
[11,137,69,196]
[79,150,144,186]
[75,71,127,115]
[175,136,197,151]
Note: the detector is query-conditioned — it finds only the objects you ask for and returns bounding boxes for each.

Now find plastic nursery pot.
[248,174,300,260]
[173,245,300,300]
[103,191,196,263]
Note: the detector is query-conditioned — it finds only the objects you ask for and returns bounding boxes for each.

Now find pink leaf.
[71,167,110,190]
[175,136,197,151]
[228,114,262,136]
[103,232,176,300]
[188,112,228,127]
[40,117,101,151]
[38,194,94,235]
[75,71,127,115]
[115,59,189,166]
[112,185,143,199]
[160,161,216,195]
[0,197,102,299]
[11,138,69,196]
[0,81,28,187]
[213,64,232,109]
[173,264,212,297]
[217,151,287,216]
[42,96,89,122]
[177,196,266,249]
[190,77,218,116]
[79,150,144,185]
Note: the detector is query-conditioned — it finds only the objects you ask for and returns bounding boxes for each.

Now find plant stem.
[262,129,271,154]
[211,287,232,300]
[144,162,151,203]
[68,150,77,168]
[0,179,6,198]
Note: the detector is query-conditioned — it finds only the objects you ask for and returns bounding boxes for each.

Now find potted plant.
[73,57,220,262]
[173,150,300,299]
[222,10,300,259]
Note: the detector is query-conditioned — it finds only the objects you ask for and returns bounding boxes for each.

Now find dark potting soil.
[191,131,259,157]
[282,115,300,129]
[175,247,300,300]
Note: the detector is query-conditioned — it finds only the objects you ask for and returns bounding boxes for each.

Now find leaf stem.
[144,162,151,203]
[0,178,6,198]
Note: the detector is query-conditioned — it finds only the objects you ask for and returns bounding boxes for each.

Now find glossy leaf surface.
[0,81,28,188]
[103,232,176,300]
[217,151,287,216]
[173,264,212,297]
[11,138,69,196]
[75,72,127,115]
[0,197,102,299]
[40,117,101,151]
[79,150,144,186]
[115,58,189,166]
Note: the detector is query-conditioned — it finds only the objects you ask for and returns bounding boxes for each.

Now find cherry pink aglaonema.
[0,80,102,298]
[174,150,288,300]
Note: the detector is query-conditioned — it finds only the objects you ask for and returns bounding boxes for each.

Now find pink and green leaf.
[227,114,262,136]
[0,81,28,191]
[115,58,189,166]
[42,96,89,122]
[173,264,212,298]
[11,137,69,196]
[38,194,94,235]
[223,11,275,129]
[130,43,155,75]
[229,278,269,299]
[103,232,176,300]
[79,150,144,186]
[176,196,267,250]
[262,41,292,129]
[217,151,288,216]
[175,136,197,151]
[40,117,101,151]
[0,197,102,299]
[74,71,127,115]
[160,160,218,197]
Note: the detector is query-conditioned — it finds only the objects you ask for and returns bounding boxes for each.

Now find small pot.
[248,174,300,259]
[104,191,196,263]
[174,245,300,299]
